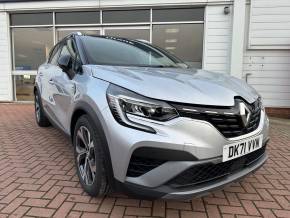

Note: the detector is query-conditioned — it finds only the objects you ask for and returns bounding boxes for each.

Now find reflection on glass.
[57,30,100,41]
[55,11,100,24]
[102,10,150,23]
[152,24,203,68]
[105,29,150,41]
[10,13,53,26]
[81,36,184,67]
[15,75,36,101]
[152,8,204,22]
[13,28,53,70]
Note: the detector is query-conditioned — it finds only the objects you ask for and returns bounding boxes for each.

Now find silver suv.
[34,33,269,199]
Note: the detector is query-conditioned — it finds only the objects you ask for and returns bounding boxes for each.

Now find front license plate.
[222,135,263,162]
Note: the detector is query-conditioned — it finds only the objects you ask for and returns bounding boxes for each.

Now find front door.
[39,44,61,117]
[50,38,79,131]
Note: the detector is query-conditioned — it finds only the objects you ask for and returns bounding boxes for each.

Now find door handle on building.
[245,73,252,83]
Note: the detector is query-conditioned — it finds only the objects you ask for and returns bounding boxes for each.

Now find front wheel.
[73,115,111,196]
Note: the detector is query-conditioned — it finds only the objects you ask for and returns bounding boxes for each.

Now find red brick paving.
[0,104,289,218]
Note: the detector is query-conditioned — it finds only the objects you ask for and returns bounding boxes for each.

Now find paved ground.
[0,104,289,218]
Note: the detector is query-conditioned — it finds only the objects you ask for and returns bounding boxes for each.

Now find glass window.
[12,28,53,70]
[152,24,203,68]
[59,43,70,58]
[59,39,81,71]
[81,36,185,68]
[10,13,53,26]
[49,45,61,65]
[14,75,36,101]
[57,29,100,41]
[55,11,100,24]
[152,8,204,22]
[102,10,150,23]
[104,29,150,41]
[67,39,78,60]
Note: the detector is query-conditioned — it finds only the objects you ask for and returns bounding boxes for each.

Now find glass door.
[103,26,150,42]
[56,28,101,41]
[12,27,54,101]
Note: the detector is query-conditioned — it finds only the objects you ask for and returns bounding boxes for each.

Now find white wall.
[203,5,232,74]
[204,1,290,108]
[248,0,290,49]
[243,4,290,107]
[0,12,12,101]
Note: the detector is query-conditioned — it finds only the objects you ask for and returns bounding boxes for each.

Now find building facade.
[0,0,289,116]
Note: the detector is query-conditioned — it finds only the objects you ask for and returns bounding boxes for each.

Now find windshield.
[81,36,187,68]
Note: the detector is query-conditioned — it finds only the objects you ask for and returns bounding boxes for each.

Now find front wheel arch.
[70,102,115,189]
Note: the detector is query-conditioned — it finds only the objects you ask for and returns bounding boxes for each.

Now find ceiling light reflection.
[165,39,177,43]
[165,46,176,50]
[165,28,179,33]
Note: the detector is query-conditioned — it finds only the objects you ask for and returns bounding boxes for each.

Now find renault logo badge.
[239,102,251,127]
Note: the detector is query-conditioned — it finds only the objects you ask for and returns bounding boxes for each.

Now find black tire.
[34,90,50,127]
[73,115,111,196]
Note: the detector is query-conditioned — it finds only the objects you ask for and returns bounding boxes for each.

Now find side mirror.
[58,55,71,72]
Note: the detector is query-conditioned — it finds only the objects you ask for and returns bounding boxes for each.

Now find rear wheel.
[73,115,110,196]
[34,90,50,127]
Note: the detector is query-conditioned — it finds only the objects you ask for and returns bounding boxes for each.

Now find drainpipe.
[230,0,246,79]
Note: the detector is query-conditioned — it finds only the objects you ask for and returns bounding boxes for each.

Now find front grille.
[126,156,166,177]
[171,98,261,138]
[166,146,266,188]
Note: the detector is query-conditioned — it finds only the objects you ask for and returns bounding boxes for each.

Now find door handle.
[48,79,54,85]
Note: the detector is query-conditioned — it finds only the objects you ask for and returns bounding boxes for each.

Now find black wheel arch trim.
[33,84,44,114]
[34,84,40,95]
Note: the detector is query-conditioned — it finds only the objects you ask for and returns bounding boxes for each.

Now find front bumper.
[101,104,269,199]
[120,150,267,199]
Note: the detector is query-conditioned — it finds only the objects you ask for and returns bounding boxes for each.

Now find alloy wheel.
[75,126,97,185]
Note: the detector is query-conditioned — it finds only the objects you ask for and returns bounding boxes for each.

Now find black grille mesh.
[126,156,166,177]
[171,98,261,138]
[166,146,266,188]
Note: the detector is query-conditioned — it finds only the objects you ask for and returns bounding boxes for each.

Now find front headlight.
[106,84,178,133]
